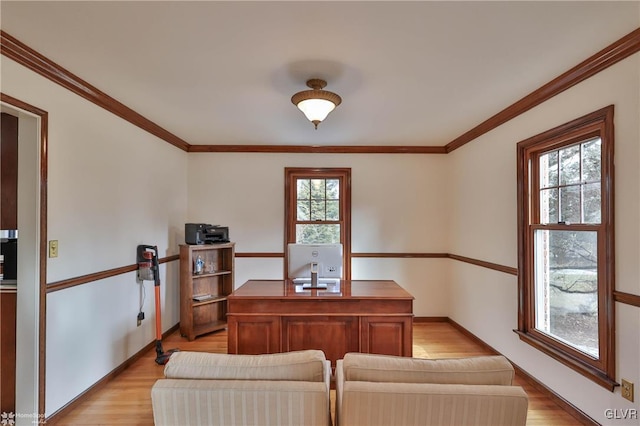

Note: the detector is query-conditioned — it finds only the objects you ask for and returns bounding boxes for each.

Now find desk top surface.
[229,279,414,300]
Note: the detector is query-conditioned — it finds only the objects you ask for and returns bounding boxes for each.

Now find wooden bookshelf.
[179,243,234,341]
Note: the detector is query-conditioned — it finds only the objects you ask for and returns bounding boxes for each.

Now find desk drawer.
[228,299,412,315]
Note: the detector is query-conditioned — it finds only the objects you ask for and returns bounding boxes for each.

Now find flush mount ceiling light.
[291,79,342,129]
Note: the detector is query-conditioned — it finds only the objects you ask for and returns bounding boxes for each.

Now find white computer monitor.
[287,243,343,280]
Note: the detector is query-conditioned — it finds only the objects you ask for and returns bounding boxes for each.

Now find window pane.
[310,179,325,200]
[540,151,558,188]
[534,230,599,357]
[311,200,325,221]
[560,186,581,223]
[296,224,340,244]
[297,179,310,200]
[582,138,601,183]
[326,179,340,199]
[326,200,339,220]
[297,201,310,221]
[559,145,580,185]
[583,183,601,224]
[312,200,325,220]
[540,188,558,224]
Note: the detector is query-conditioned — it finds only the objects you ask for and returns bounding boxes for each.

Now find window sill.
[514,329,618,391]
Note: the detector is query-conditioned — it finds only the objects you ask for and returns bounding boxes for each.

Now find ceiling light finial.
[291,79,342,129]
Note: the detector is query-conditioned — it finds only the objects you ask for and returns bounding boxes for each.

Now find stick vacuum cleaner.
[137,245,179,365]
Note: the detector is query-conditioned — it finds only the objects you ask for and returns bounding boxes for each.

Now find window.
[295,177,341,243]
[516,106,615,390]
[285,168,351,278]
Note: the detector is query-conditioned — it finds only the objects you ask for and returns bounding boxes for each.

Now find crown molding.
[188,144,447,154]
[0,30,190,152]
[445,27,640,153]
[2,27,639,154]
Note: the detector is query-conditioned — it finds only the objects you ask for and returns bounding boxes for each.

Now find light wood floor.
[50,322,585,425]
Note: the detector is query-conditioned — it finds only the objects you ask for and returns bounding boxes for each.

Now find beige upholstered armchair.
[151,350,332,426]
[336,353,528,426]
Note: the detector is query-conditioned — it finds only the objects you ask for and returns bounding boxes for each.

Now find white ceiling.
[1,1,638,147]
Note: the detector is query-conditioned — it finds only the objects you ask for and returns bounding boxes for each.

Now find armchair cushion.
[340,353,514,385]
[164,349,327,382]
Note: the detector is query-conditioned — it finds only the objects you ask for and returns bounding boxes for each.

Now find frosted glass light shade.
[297,98,336,123]
[291,79,342,129]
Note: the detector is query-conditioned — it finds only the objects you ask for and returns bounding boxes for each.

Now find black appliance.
[185,223,230,245]
[1,230,18,280]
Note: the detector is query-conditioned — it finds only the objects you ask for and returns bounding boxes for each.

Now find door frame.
[1,93,48,418]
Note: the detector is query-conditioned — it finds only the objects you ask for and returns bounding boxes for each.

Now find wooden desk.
[227,280,413,367]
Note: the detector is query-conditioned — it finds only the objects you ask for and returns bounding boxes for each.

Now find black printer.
[185,223,230,245]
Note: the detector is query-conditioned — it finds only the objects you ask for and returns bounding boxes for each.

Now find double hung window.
[516,106,615,389]
[284,168,351,278]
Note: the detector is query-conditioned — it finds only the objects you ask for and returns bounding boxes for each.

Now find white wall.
[187,153,452,316]
[1,57,188,417]
[448,50,640,424]
[3,20,639,425]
